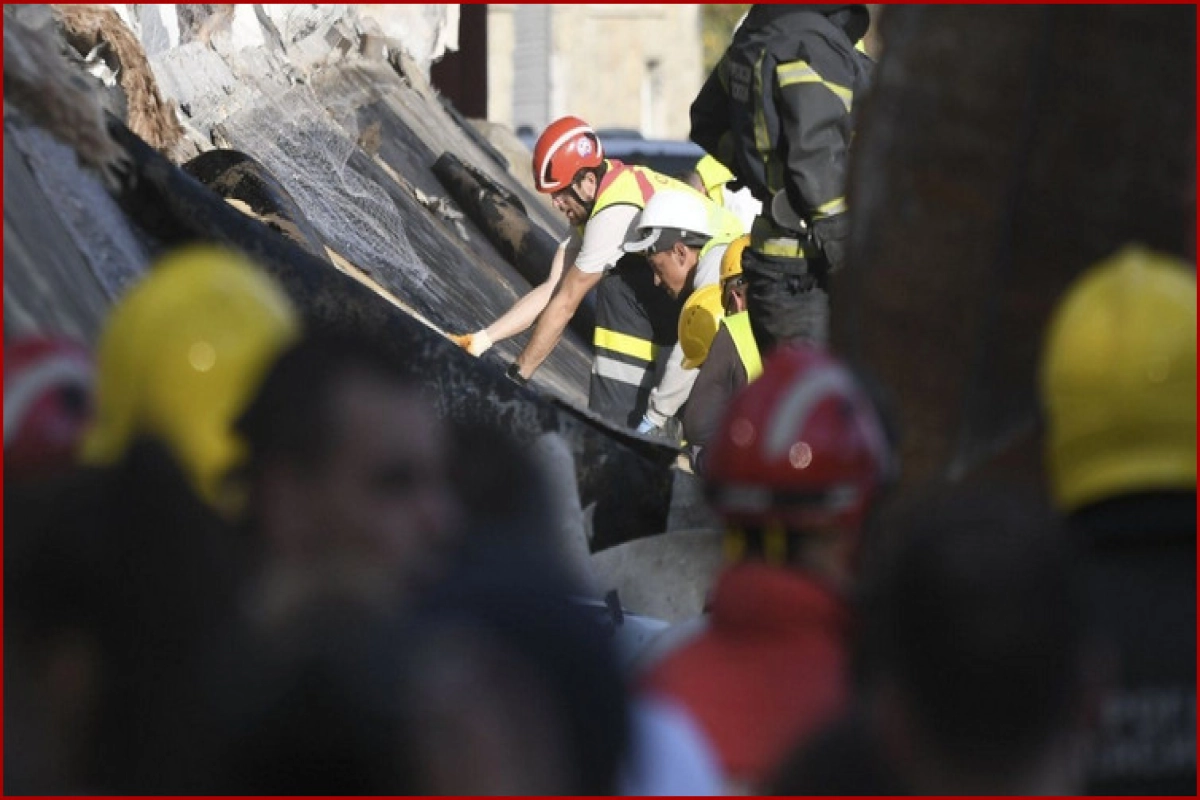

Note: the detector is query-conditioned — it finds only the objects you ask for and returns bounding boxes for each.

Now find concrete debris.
[51,4,187,161]
[3,5,127,189]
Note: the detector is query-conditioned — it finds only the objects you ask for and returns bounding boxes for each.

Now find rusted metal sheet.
[835,5,1195,490]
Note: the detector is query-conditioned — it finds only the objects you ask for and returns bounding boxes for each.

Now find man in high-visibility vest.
[451,116,732,430]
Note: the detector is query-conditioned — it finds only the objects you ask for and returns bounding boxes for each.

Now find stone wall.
[488,4,702,139]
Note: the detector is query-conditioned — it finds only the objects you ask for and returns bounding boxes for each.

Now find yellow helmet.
[678,284,726,370]
[1039,245,1196,512]
[81,244,301,517]
[694,154,734,203]
[720,234,751,287]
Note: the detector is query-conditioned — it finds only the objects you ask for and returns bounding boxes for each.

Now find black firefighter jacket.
[690,5,874,222]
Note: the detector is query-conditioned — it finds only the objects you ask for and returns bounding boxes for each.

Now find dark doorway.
[431,5,488,118]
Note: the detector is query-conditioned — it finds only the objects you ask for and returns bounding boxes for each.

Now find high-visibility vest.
[722,311,763,382]
[701,205,747,260]
[590,160,693,218]
[695,154,735,205]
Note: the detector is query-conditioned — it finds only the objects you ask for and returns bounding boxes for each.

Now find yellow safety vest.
[695,154,735,206]
[722,312,763,382]
[591,160,693,218]
[701,205,747,260]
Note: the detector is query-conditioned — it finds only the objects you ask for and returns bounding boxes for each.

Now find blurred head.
[397,550,630,796]
[1039,245,1196,512]
[79,244,300,518]
[704,344,893,579]
[237,332,460,601]
[623,189,713,298]
[4,334,95,480]
[858,483,1095,794]
[532,116,605,226]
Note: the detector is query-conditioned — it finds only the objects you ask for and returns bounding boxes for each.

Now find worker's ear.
[576,169,598,198]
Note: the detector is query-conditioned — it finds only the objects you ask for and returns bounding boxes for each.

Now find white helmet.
[623,189,713,255]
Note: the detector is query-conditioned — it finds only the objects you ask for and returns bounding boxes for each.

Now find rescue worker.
[683,153,762,232]
[620,188,744,434]
[234,331,462,622]
[690,5,874,349]
[1038,245,1196,795]
[450,116,714,429]
[682,235,762,472]
[770,484,1096,795]
[80,245,301,518]
[7,245,301,793]
[641,344,893,790]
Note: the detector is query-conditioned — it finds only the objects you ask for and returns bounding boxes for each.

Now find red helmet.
[705,344,891,536]
[531,116,604,193]
[4,335,95,478]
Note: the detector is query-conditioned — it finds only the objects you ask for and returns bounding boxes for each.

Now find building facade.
[488,4,703,140]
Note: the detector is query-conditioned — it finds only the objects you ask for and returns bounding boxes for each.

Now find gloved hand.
[636,415,660,435]
[449,329,493,357]
[810,213,850,274]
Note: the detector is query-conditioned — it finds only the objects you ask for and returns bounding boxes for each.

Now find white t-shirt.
[567,204,643,275]
[723,185,763,232]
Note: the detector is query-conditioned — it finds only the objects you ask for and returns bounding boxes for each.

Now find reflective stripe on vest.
[592,354,655,388]
[594,326,658,362]
[722,312,763,382]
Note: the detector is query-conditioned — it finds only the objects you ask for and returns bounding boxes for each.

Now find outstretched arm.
[485,238,571,342]
[514,263,603,380]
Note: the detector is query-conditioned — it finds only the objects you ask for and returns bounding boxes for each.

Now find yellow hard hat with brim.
[1039,245,1196,512]
[720,234,751,287]
[679,284,726,370]
[81,244,301,518]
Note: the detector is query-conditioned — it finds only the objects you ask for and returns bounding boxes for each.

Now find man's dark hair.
[235,330,421,474]
[857,482,1088,773]
[571,158,607,189]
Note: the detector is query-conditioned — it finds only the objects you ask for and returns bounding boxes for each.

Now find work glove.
[810,213,850,274]
[637,415,684,444]
[636,415,660,435]
[449,329,493,357]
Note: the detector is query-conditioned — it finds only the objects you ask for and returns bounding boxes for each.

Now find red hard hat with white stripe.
[4,335,95,478]
[704,343,891,535]
[531,116,604,193]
